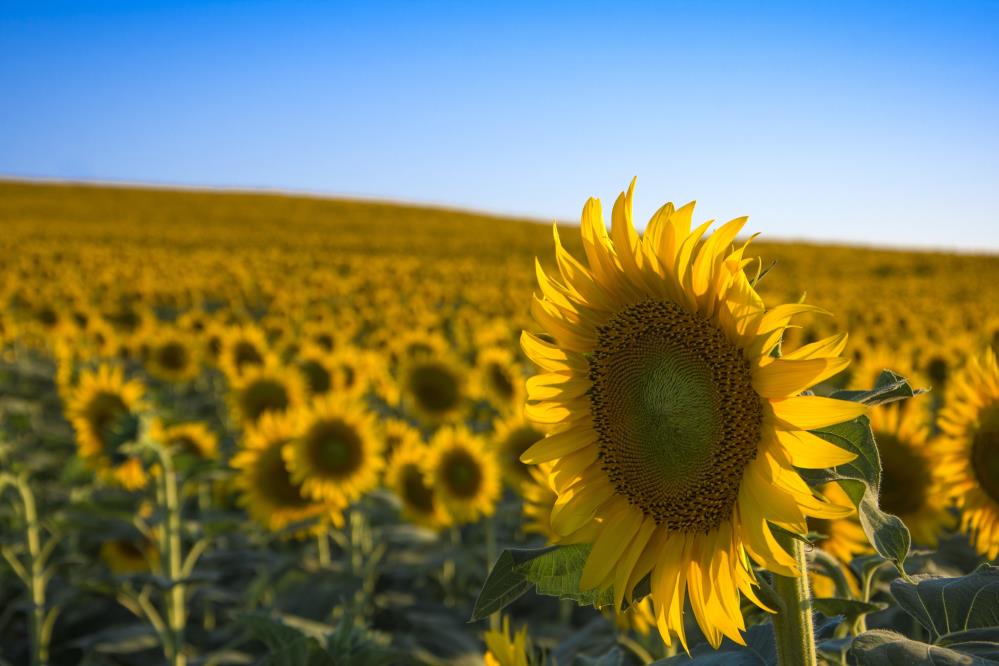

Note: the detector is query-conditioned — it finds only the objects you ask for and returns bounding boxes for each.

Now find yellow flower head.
[521,181,865,648]
[425,426,501,525]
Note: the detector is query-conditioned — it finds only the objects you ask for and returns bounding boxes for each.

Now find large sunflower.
[521,181,864,648]
[67,365,149,490]
[424,427,501,525]
[937,348,999,559]
[869,404,954,546]
[231,411,341,532]
[284,395,383,507]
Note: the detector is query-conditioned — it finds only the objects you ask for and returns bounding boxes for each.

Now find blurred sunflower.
[483,616,533,666]
[219,325,273,381]
[400,354,469,426]
[232,411,340,532]
[284,395,383,507]
[473,347,525,414]
[808,482,872,598]
[294,343,336,397]
[425,427,501,524]
[151,419,219,461]
[100,538,160,574]
[67,365,149,490]
[386,437,450,529]
[937,348,999,558]
[492,413,544,487]
[870,404,954,546]
[521,181,862,647]
[380,418,421,456]
[521,462,558,541]
[145,329,202,383]
[229,364,305,426]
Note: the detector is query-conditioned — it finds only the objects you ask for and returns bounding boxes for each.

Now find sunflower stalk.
[484,516,499,631]
[0,472,57,666]
[771,536,817,666]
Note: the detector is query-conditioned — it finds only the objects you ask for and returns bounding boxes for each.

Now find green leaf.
[470,549,536,620]
[806,415,911,570]
[890,565,999,641]
[849,629,995,665]
[828,369,926,407]
[651,621,776,664]
[811,597,887,623]
[471,544,612,621]
[239,612,336,666]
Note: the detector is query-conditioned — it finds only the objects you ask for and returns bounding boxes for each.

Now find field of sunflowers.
[1,179,998,666]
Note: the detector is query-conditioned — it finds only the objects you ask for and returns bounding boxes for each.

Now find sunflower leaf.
[848,629,999,665]
[811,597,887,623]
[806,415,912,571]
[471,545,613,621]
[828,369,926,407]
[889,565,999,642]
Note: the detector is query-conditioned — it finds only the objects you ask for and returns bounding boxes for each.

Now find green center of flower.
[401,463,436,514]
[407,362,461,416]
[972,405,999,504]
[441,449,483,499]
[589,300,763,533]
[239,379,290,423]
[305,419,364,479]
[875,432,930,517]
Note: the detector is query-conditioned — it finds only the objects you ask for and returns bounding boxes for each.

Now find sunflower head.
[145,329,202,383]
[492,413,544,487]
[937,348,999,559]
[151,419,219,462]
[232,411,342,533]
[425,427,501,525]
[100,538,160,574]
[68,365,149,490]
[386,436,450,529]
[400,355,469,426]
[295,344,336,396]
[521,181,865,648]
[229,363,305,426]
[473,347,525,413]
[219,325,274,381]
[284,395,383,507]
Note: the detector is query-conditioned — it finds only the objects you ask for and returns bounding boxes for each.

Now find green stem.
[2,473,50,666]
[317,531,331,567]
[484,517,498,631]
[156,445,187,666]
[771,537,817,666]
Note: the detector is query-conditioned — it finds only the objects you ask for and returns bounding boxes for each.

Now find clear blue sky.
[2,1,997,250]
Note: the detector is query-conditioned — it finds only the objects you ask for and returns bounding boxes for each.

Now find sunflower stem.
[484,516,498,631]
[317,531,331,567]
[771,538,817,666]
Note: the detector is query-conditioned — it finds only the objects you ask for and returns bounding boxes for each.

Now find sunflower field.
[1,179,998,666]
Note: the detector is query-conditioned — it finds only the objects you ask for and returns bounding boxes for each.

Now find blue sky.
[1,1,997,250]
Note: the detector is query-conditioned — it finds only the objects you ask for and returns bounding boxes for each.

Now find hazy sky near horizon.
[1,1,997,250]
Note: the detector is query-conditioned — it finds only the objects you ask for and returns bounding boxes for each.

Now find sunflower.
[229,363,305,426]
[385,437,450,529]
[145,329,202,383]
[327,346,372,400]
[389,329,450,367]
[521,181,863,648]
[937,348,999,559]
[232,411,341,532]
[808,482,872,598]
[151,419,219,461]
[284,395,383,507]
[380,418,421,456]
[521,462,558,541]
[869,404,954,546]
[473,347,526,414]
[483,616,533,666]
[400,354,469,426]
[67,365,149,490]
[492,413,545,487]
[294,344,337,397]
[100,538,160,574]
[425,427,501,524]
[218,325,274,381]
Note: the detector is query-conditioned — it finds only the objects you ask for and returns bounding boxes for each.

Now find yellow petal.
[753,357,850,398]
[770,396,868,430]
